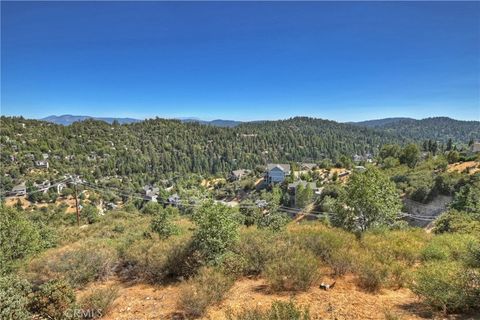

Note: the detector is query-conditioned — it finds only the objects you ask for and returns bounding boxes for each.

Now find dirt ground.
[447,161,479,175]
[99,274,446,320]
[4,195,85,213]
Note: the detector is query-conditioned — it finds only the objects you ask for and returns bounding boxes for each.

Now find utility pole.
[73,177,80,226]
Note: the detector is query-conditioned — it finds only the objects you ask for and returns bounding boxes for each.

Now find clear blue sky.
[1,1,479,122]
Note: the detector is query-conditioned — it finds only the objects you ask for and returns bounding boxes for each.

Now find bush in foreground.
[29,279,76,320]
[411,261,480,313]
[0,206,42,274]
[264,246,319,292]
[355,257,388,292]
[226,300,310,320]
[421,233,478,262]
[27,241,117,288]
[231,228,277,276]
[78,286,119,319]
[150,206,180,239]
[0,275,32,320]
[178,267,234,318]
[121,236,200,282]
[192,201,239,265]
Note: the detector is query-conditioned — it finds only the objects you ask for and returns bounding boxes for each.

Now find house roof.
[143,185,159,194]
[300,163,316,170]
[267,163,291,172]
[12,182,26,192]
[232,169,251,177]
[168,194,180,202]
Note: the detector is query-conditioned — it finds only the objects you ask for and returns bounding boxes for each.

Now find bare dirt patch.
[100,275,438,320]
[447,161,480,175]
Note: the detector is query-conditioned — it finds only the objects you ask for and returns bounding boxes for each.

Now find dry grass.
[447,161,480,175]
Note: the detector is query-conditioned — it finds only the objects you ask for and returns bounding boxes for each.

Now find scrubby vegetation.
[226,300,311,320]
[178,268,234,318]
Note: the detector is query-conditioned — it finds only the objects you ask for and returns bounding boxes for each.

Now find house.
[106,202,118,210]
[142,185,159,202]
[354,166,367,172]
[353,153,374,163]
[34,160,49,169]
[471,142,480,153]
[167,193,181,206]
[34,180,51,193]
[265,163,291,184]
[8,182,27,197]
[300,163,317,171]
[353,154,364,162]
[230,169,251,181]
[255,199,268,208]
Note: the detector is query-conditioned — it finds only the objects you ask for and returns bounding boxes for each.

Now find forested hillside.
[0,117,398,181]
[1,116,478,188]
[355,117,479,143]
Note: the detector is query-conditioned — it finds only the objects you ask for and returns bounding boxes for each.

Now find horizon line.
[2,113,479,123]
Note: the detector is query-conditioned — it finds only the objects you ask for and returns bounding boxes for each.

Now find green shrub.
[433,210,480,234]
[0,206,42,274]
[289,225,355,262]
[355,257,388,292]
[78,286,119,319]
[422,233,478,262]
[411,261,480,313]
[178,267,234,318]
[27,241,117,288]
[0,275,32,320]
[150,206,180,239]
[329,248,355,276]
[121,236,200,282]
[361,229,429,266]
[29,279,76,320]
[387,262,411,289]
[83,205,100,224]
[465,240,480,268]
[257,211,290,232]
[264,246,319,292]
[226,300,310,320]
[288,224,358,275]
[232,229,277,276]
[192,201,239,265]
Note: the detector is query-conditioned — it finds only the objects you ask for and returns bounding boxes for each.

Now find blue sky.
[1,1,479,122]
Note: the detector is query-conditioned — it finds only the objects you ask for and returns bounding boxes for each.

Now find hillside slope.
[355,117,479,143]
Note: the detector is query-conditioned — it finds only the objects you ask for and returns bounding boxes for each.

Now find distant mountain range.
[350,117,414,128]
[41,115,142,125]
[38,115,479,143]
[41,115,242,127]
[179,118,242,128]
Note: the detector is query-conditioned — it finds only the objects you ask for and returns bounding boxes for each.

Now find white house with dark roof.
[265,163,291,184]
